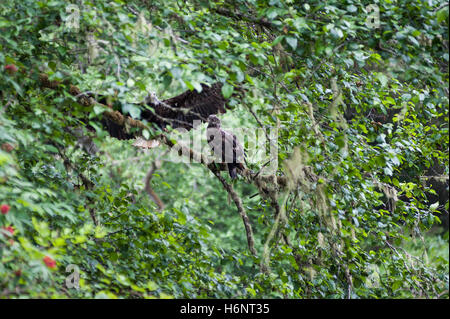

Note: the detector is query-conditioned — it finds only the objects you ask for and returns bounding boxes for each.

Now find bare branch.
[142,150,169,210]
[209,165,258,257]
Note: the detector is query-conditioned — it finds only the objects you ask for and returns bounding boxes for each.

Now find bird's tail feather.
[228,164,238,179]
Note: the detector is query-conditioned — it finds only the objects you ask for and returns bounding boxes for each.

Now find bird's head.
[144,91,160,105]
[207,115,221,128]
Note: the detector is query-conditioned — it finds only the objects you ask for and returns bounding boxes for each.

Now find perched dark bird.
[207,115,244,179]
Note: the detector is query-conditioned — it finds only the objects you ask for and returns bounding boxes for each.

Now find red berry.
[4,64,18,74]
[2,226,14,236]
[43,256,56,269]
[1,143,14,152]
[14,269,22,277]
[1,204,10,215]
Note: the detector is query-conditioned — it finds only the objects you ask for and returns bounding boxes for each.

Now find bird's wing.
[224,130,244,163]
[162,83,226,129]
[207,128,244,164]
[206,127,222,155]
[92,83,227,143]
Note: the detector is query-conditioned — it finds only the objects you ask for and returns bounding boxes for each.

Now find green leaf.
[286,37,298,50]
[347,5,358,13]
[293,17,309,30]
[122,103,141,118]
[93,105,106,115]
[430,202,439,211]
[147,281,159,291]
[271,36,284,46]
[221,83,234,98]
[376,73,389,87]
[437,8,448,24]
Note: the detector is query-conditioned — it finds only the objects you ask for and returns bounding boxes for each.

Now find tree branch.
[213,7,275,29]
[142,150,169,210]
[209,165,258,257]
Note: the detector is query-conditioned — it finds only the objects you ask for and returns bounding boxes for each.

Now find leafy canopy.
[0,0,448,298]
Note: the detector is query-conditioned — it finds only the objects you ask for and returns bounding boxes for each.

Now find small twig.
[75,91,95,99]
[142,149,169,210]
[126,4,139,15]
[244,102,278,152]
[106,227,135,237]
[214,7,274,29]
[434,2,449,12]
[115,55,121,81]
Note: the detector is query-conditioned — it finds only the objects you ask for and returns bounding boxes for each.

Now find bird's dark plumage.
[100,83,227,140]
[207,115,244,179]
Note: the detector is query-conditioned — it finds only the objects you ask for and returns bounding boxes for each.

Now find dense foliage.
[0,0,448,298]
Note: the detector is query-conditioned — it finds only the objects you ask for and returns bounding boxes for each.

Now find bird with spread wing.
[72,82,246,178]
[100,82,227,142]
